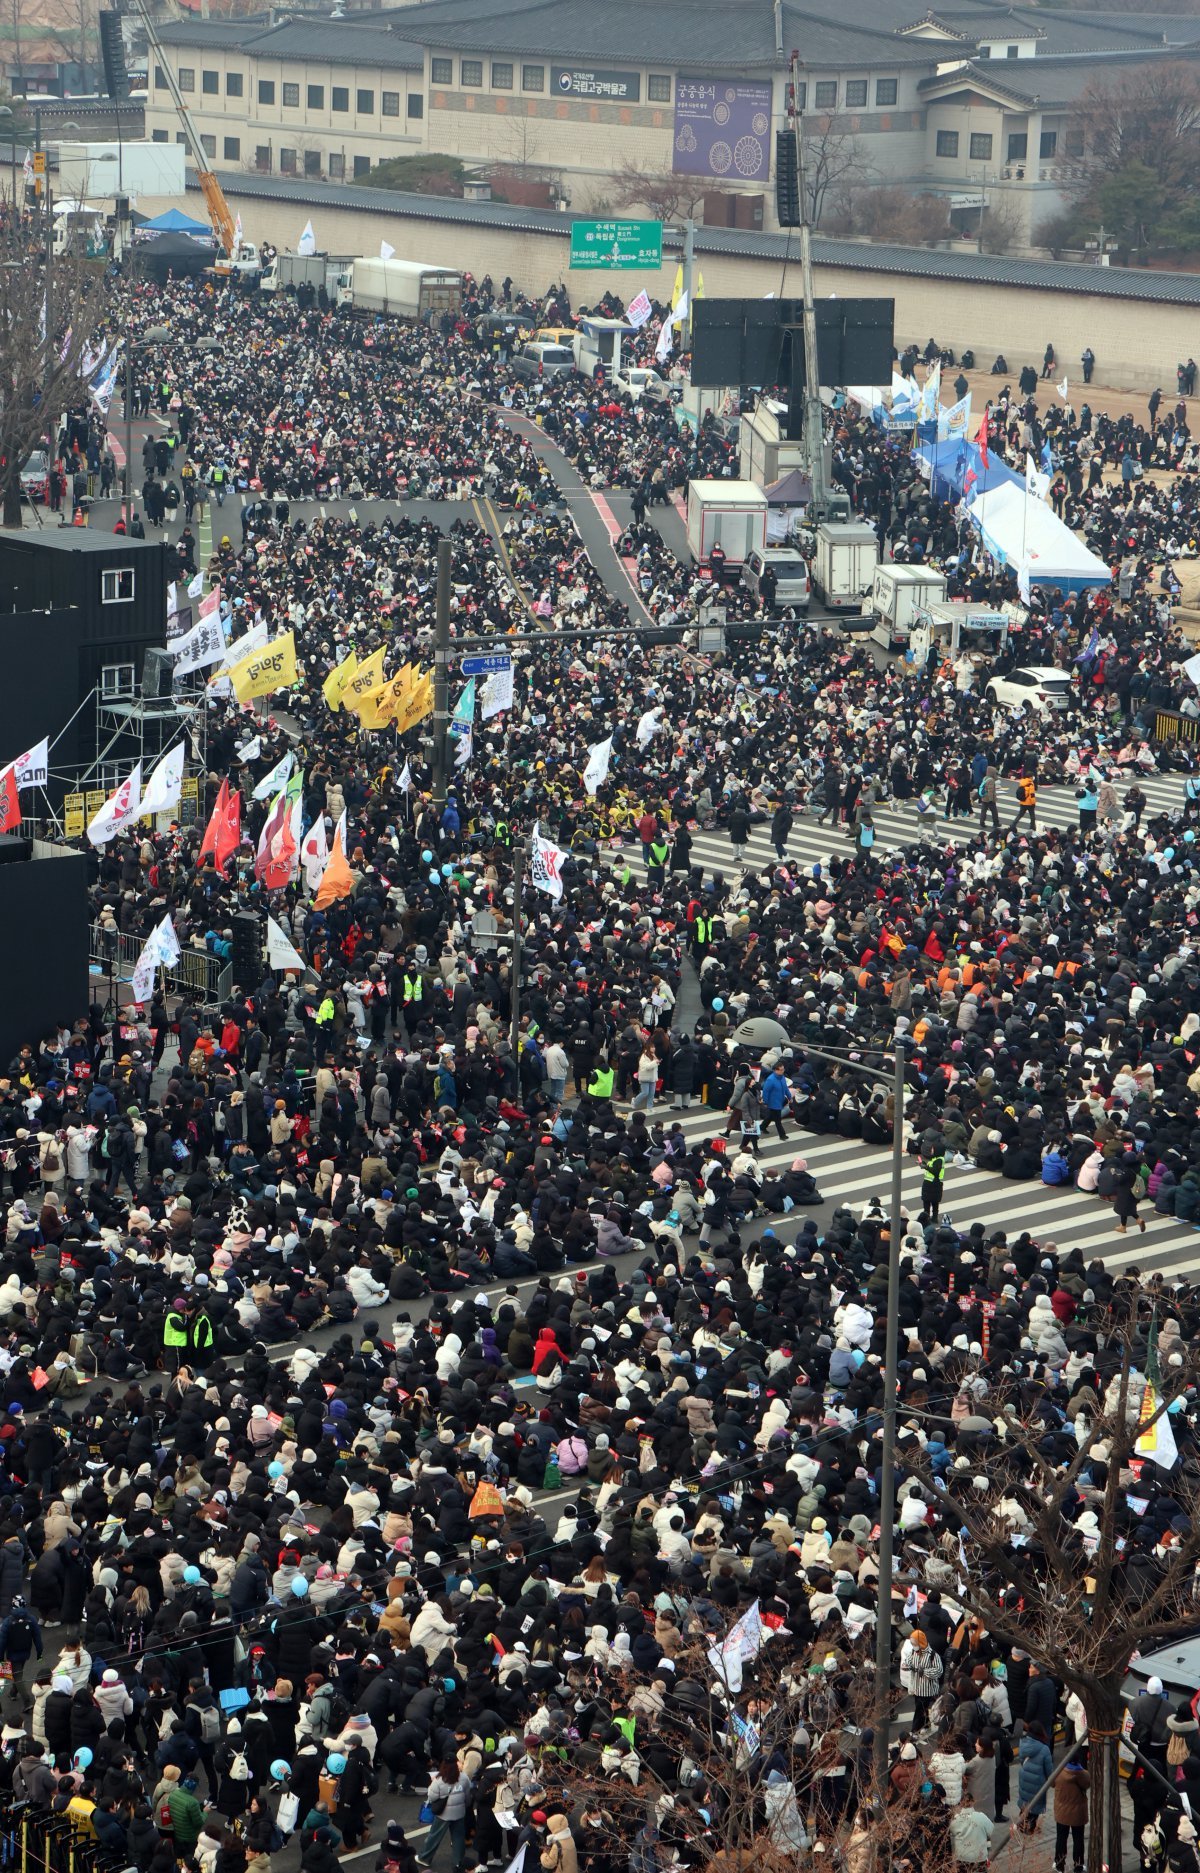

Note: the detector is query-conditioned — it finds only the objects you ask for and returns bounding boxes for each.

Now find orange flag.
[313,824,353,910]
[469,1480,505,1519]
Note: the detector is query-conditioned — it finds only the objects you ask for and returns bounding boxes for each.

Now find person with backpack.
[184,1679,222,1792]
[213,1719,253,1819]
[1011,771,1037,833]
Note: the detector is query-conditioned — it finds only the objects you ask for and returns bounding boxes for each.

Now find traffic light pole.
[432,536,452,814]
[789,51,832,516]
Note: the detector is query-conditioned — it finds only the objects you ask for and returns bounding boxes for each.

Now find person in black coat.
[1023,1661,1058,1735]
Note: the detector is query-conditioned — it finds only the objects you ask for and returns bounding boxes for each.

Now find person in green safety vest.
[920,1147,946,1223]
[691,912,713,959]
[647,835,669,887]
[586,1063,615,1103]
[163,1300,189,1371]
[189,1306,215,1371]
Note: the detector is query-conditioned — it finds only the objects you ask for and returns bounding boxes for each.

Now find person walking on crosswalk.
[770,799,794,861]
[1010,772,1037,834]
[816,760,843,827]
[760,1065,790,1141]
[727,799,752,865]
[978,763,1001,842]
[919,1143,946,1223]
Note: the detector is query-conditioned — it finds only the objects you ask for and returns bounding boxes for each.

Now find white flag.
[938,393,971,440]
[234,212,243,250]
[1057,376,1069,402]
[130,915,179,1005]
[655,319,675,366]
[670,289,690,328]
[237,736,262,764]
[172,612,229,677]
[1182,651,1200,691]
[627,289,652,329]
[8,738,48,792]
[706,1599,768,1694]
[635,706,662,750]
[530,822,568,901]
[297,220,316,256]
[301,812,328,893]
[453,724,473,769]
[87,762,142,847]
[398,759,413,793]
[130,952,156,1007]
[380,240,395,260]
[139,742,185,817]
[481,664,514,720]
[187,568,204,599]
[583,736,613,796]
[1137,1379,1180,1471]
[1017,558,1032,606]
[253,750,294,801]
[266,914,306,973]
[167,582,178,620]
[1025,453,1051,501]
[214,618,268,681]
[917,360,941,424]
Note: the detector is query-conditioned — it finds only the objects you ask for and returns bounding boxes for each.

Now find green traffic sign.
[569,219,663,270]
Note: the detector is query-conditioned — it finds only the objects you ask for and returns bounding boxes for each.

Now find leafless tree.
[0,222,114,526]
[1072,61,1200,209]
[802,120,873,227]
[899,1315,1200,1873]
[610,159,714,224]
[849,186,949,247]
[978,189,1025,254]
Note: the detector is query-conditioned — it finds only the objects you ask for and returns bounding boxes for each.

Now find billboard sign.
[570,219,663,270]
[553,66,640,102]
[674,75,773,180]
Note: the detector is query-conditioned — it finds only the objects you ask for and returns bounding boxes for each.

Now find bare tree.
[610,158,714,223]
[899,1313,1200,1873]
[850,185,949,247]
[978,189,1026,253]
[0,224,114,526]
[1072,61,1200,210]
[802,120,873,227]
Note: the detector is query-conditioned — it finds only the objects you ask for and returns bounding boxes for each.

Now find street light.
[123,323,170,524]
[781,1035,906,1792]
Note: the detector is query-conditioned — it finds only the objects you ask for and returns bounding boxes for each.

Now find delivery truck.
[812,520,880,613]
[868,563,948,650]
[686,480,769,568]
[909,600,1010,665]
[337,258,462,321]
[260,252,353,298]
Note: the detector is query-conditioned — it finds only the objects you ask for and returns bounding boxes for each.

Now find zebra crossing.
[675,773,1188,880]
[652,1100,1200,1285]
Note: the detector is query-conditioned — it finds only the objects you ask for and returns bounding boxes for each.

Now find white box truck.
[338,258,462,321]
[812,521,879,612]
[261,252,353,297]
[910,600,1010,664]
[869,564,948,650]
[686,480,769,567]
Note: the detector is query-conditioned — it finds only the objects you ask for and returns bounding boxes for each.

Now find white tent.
[966,482,1111,592]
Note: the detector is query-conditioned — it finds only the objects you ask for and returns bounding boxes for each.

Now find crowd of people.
[4,263,1200,1873]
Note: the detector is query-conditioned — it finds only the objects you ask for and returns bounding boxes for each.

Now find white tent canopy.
[966,482,1111,590]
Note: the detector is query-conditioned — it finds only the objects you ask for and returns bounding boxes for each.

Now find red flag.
[258,795,297,892]
[198,778,229,870]
[0,765,19,834]
[975,411,990,469]
[214,787,242,877]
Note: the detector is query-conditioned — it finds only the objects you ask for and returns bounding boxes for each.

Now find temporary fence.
[0,1803,126,1873]
[89,921,232,1005]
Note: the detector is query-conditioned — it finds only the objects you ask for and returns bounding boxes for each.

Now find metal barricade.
[88,922,233,1005]
[0,1805,122,1873]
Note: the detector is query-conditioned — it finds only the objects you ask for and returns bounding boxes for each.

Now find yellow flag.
[393,671,434,736]
[365,663,419,730]
[322,649,357,712]
[228,630,297,704]
[343,646,386,718]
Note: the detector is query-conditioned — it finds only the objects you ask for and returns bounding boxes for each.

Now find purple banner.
[673,75,773,180]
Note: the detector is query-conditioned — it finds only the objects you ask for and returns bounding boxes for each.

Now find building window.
[100,662,135,695]
[845,79,867,108]
[491,61,512,89]
[283,82,299,107]
[978,44,991,57]
[793,81,806,109]
[935,129,959,157]
[200,133,216,157]
[357,87,374,112]
[1006,43,1018,56]
[328,152,344,178]
[101,571,135,606]
[154,63,165,87]
[875,78,897,105]
[177,65,194,91]
[381,89,398,114]
[176,131,187,143]
[1007,132,1027,161]
[151,127,167,142]
[279,146,296,173]
[301,149,318,175]
[256,144,272,170]
[648,73,671,102]
[431,56,452,84]
[460,58,482,86]
[201,68,218,93]
[306,83,323,108]
[332,85,349,111]
[969,131,992,161]
[408,93,423,118]
[1040,129,1057,157]
[1065,128,1083,157]
[353,154,370,176]
[522,64,544,91]
[223,135,240,160]
[258,79,274,104]
[226,70,243,96]
[814,80,837,108]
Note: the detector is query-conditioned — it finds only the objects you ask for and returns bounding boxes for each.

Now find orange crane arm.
[198,168,236,260]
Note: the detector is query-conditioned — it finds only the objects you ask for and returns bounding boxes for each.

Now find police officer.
[163,1299,189,1372]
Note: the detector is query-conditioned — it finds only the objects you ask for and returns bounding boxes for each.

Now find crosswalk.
[650,1102,1200,1284]
[671,773,1188,880]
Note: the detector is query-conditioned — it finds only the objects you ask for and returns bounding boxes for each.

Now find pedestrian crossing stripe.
[648,1104,1200,1281]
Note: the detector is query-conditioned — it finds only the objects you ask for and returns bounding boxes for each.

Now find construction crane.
[125,0,258,274]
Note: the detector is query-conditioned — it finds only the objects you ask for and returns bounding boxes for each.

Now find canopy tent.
[915,434,1022,504]
[764,466,813,541]
[139,207,211,235]
[131,231,215,283]
[965,482,1111,592]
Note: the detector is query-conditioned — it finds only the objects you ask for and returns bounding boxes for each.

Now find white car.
[984,665,1072,713]
[615,367,668,403]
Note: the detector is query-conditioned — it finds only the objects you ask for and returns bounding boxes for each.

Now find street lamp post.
[123,324,170,525]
